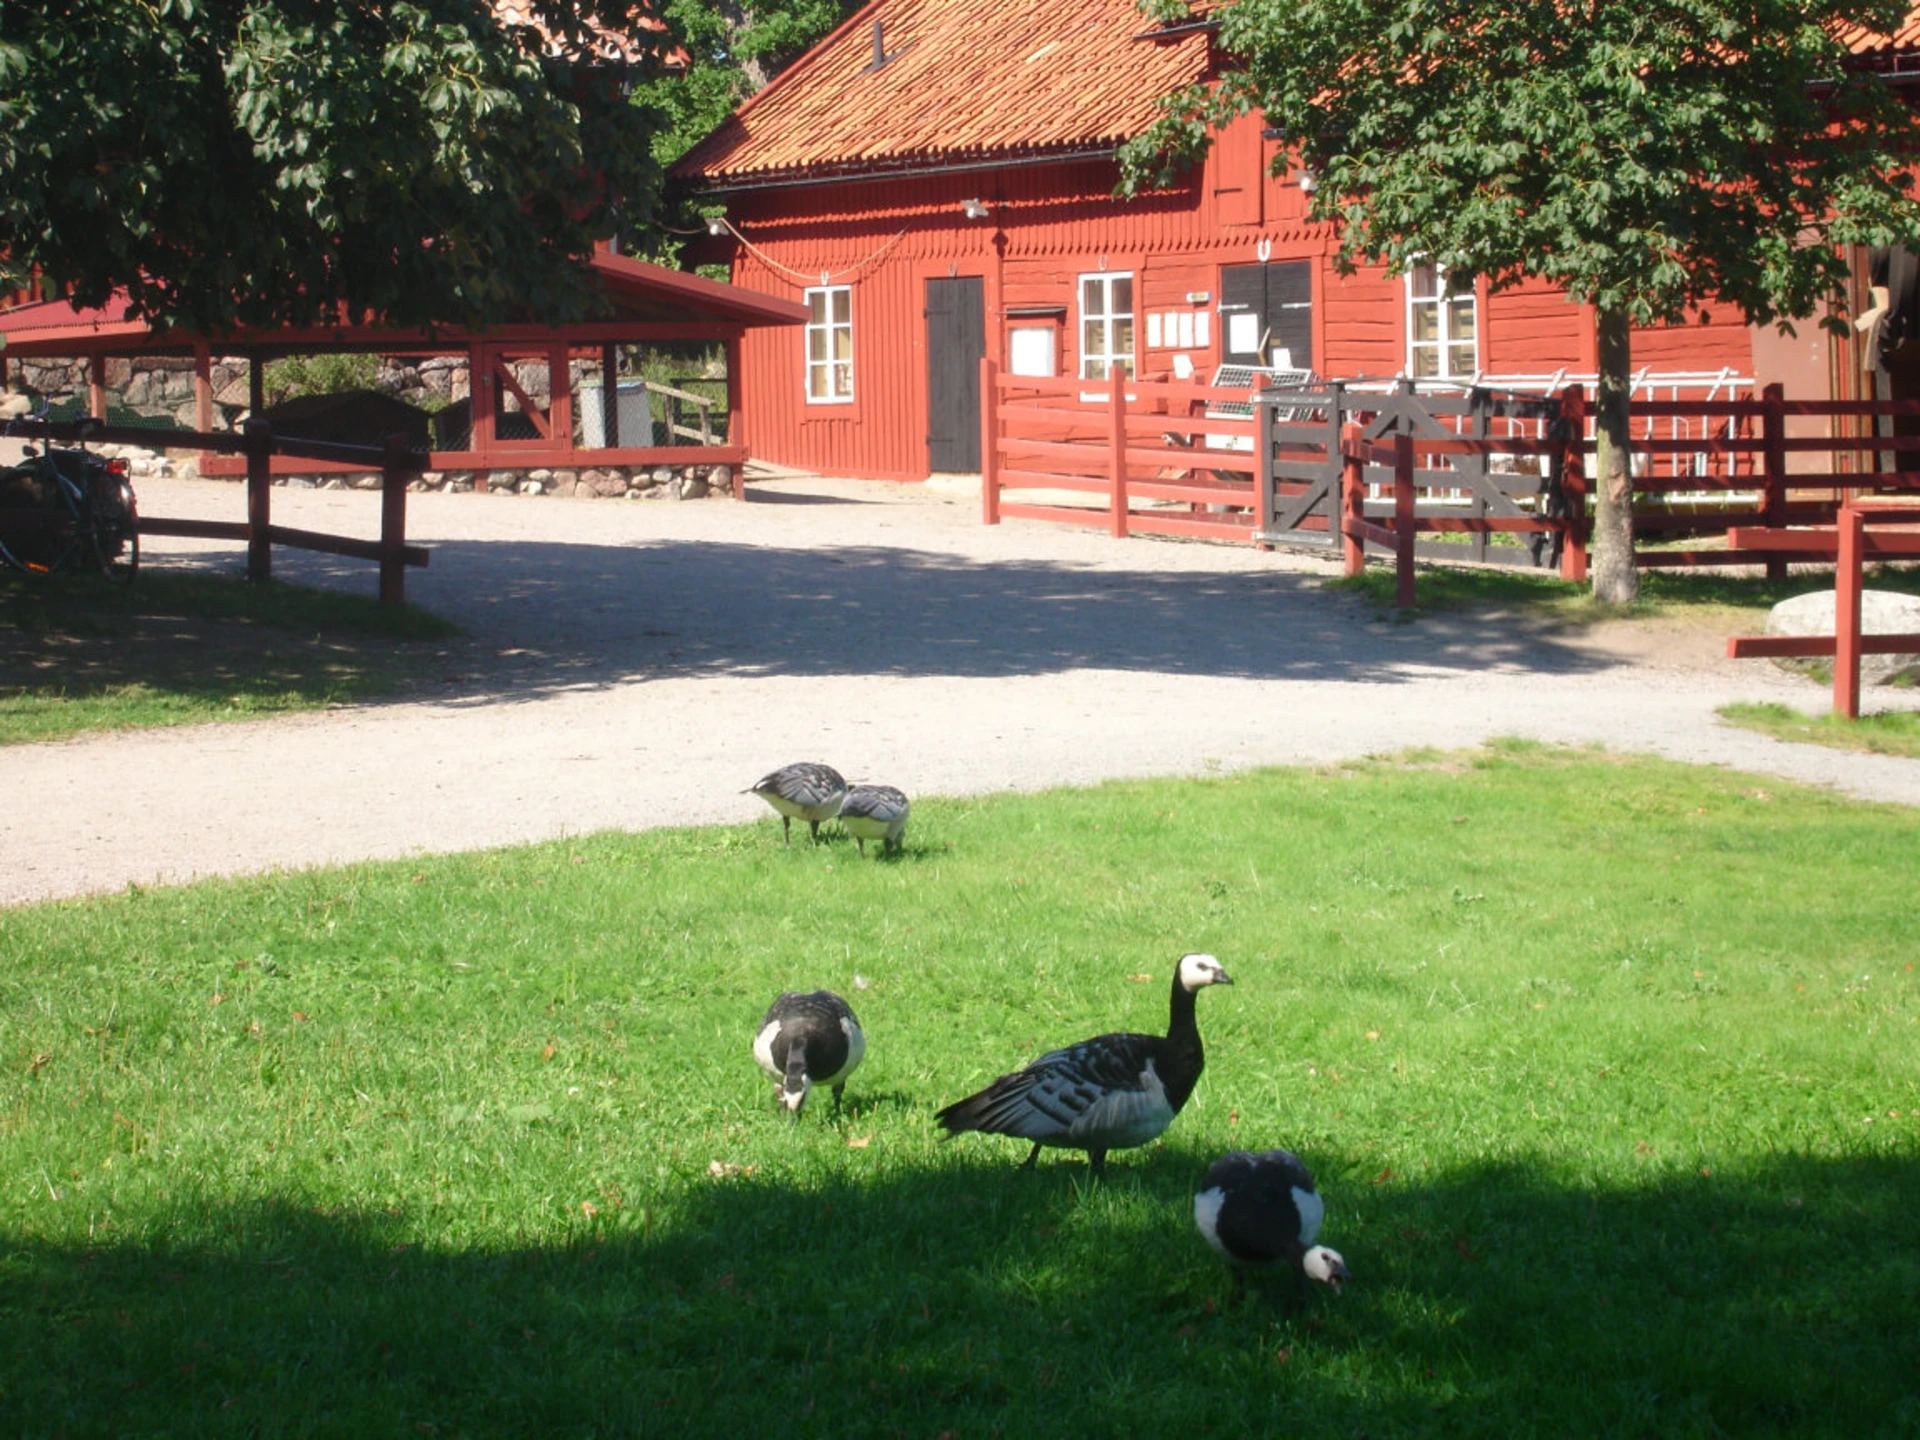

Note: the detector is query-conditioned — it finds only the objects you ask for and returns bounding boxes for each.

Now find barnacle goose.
[838,784,910,856]
[933,952,1234,1175]
[747,762,848,845]
[1194,1149,1350,1298]
[753,990,866,1117]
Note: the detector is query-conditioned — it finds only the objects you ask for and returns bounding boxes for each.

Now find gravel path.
[4,470,1917,907]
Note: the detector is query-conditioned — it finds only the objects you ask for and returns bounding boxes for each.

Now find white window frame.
[1078,271,1136,381]
[804,284,854,403]
[1406,263,1479,382]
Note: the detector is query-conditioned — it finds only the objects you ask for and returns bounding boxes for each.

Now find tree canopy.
[0,0,675,332]
[1123,0,1920,599]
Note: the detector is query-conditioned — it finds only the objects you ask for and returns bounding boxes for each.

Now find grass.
[1332,559,1920,624]
[2,746,1916,1437]
[1717,701,1920,758]
[0,570,458,744]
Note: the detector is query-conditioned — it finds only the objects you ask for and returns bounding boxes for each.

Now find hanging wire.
[712,217,908,287]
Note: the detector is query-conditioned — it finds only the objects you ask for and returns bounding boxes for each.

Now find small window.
[805,285,854,403]
[1407,264,1477,381]
[1078,272,1135,380]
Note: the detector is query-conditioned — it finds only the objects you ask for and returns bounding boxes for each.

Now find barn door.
[926,276,986,471]
[1220,262,1313,373]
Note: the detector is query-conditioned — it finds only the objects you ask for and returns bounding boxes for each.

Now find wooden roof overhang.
[0,252,807,477]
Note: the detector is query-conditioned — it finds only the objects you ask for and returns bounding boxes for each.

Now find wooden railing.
[980,362,1920,599]
[7,417,429,604]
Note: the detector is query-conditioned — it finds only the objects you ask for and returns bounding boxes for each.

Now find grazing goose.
[747,762,848,845]
[838,784,910,856]
[1194,1149,1350,1299]
[753,990,866,1116]
[934,952,1234,1175]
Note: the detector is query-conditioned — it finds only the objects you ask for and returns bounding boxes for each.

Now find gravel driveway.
[4,470,1917,907]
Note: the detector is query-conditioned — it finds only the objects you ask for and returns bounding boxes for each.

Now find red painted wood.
[1728,634,1920,658]
[1836,505,1864,719]
[1559,387,1589,581]
[1393,428,1416,607]
[981,356,1001,524]
[1341,421,1365,575]
[1108,367,1129,539]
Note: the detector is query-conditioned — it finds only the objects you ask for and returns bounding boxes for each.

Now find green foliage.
[0,2,674,330]
[260,352,384,408]
[1,753,1917,1434]
[1123,0,1920,328]
[640,0,862,166]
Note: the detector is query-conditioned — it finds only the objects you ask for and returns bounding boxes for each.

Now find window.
[1079,272,1135,380]
[805,285,853,402]
[1407,264,1477,381]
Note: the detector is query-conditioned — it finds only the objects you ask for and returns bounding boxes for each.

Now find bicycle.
[0,403,140,583]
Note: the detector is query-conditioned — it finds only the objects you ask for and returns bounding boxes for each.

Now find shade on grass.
[2,746,1915,1437]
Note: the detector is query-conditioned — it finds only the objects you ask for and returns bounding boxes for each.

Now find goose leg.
[781,815,792,846]
[808,818,822,842]
[831,1083,845,1115]
[1087,1148,1107,1179]
[1021,1142,1042,1169]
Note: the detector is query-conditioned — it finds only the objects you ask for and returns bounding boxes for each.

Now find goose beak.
[1214,968,1234,985]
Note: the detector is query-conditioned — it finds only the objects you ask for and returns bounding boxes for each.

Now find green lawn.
[2,748,1915,1437]
[1719,701,1920,759]
[0,570,458,744]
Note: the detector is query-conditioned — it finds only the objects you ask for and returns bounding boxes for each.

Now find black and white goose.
[838,784,910,856]
[934,952,1234,1174]
[1194,1149,1350,1298]
[747,762,848,845]
[752,990,866,1116]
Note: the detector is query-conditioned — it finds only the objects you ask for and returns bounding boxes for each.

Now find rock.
[1765,589,1920,686]
[519,479,545,496]
[352,474,382,491]
[651,466,675,485]
[679,471,711,500]
[708,464,734,495]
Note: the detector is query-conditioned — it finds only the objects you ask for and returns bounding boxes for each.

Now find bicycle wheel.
[86,478,139,584]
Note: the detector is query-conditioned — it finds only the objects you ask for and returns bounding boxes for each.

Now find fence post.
[1558,385,1589,582]
[1341,420,1365,576]
[1255,389,1275,548]
[980,355,1000,525]
[380,431,412,607]
[1108,365,1129,539]
[1835,501,1864,720]
[1394,427,1416,608]
[1761,382,1788,582]
[244,418,273,583]
[1469,386,1490,564]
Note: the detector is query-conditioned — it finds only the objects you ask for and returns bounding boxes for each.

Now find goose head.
[778,1073,811,1115]
[1177,952,1235,991]
[1302,1245,1349,1292]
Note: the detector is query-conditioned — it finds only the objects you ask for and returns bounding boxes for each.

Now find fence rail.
[980,362,1920,603]
[7,417,428,603]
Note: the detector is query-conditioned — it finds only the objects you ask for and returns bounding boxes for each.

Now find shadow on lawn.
[4,1151,1914,1437]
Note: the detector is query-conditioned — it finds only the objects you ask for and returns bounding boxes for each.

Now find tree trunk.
[1590,307,1639,603]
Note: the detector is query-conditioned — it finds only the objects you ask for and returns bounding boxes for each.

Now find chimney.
[871,19,885,69]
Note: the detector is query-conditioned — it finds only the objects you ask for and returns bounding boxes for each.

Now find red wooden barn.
[674,0,1920,484]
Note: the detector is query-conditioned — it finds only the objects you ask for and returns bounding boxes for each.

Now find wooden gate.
[1257,381,1569,569]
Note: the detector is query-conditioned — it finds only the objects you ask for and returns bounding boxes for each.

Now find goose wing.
[937,1031,1169,1142]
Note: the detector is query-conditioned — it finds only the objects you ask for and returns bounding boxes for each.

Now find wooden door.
[926,276,986,472]
[1220,262,1313,373]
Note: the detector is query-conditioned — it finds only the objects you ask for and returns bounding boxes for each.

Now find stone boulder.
[1765,588,1920,686]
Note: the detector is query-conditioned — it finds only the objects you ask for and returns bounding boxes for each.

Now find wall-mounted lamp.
[961,198,991,221]
[1298,170,1319,195]
[706,216,729,236]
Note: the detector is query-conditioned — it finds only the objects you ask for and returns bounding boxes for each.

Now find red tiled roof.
[1839,6,1920,55]
[673,0,1214,185]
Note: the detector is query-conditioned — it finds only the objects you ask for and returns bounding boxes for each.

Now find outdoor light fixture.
[1298,170,1319,195]
[961,198,991,220]
[706,216,728,236]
